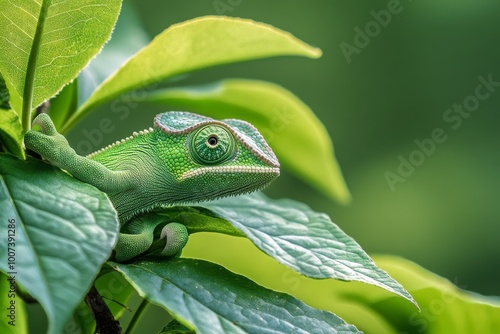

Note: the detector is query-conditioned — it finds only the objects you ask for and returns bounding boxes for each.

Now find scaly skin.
[24,112,280,261]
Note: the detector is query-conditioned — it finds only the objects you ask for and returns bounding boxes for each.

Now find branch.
[85,284,122,334]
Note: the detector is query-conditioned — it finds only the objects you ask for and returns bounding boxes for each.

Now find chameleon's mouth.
[180,166,280,181]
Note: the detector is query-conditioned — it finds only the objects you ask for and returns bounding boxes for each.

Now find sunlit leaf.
[0,0,121,115]
[63,16,321,132]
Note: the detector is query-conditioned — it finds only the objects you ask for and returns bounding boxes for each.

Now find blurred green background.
[71,0,500,297]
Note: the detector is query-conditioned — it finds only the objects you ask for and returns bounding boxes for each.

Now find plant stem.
[125,298,149,334]
[22,0,51,132]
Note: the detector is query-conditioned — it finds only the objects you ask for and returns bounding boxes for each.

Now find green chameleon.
[24,111,280,262]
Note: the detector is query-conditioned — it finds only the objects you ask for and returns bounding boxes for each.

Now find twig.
[85,284,122,334]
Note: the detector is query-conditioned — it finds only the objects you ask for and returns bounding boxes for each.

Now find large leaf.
[326,256,500,334]
[195,193,416,306]
[0,154,119,334]
[0,74,24,158]
[0,0,121,117]
[63,16,322,132]
[113,258,361,334]
[144,79,350,203]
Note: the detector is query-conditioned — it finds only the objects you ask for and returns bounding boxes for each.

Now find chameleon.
[24,111,280,262]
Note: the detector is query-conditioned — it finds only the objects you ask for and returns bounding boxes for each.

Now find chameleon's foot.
[159,223,188,257]
[24,114,73,163]
[114,221,188,262]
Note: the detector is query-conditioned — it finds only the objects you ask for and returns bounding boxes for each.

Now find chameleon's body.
[25,112,279,261]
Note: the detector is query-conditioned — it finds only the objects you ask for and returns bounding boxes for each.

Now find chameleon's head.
[153,112,280,203]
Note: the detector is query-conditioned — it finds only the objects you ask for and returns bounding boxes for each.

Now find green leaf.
[144,79,350,203]
[197,193,416,306]
[112,258,361,334]
[0,272,27,334]
[48,79,78,131]
[0,0,121,124]
[0,154,119,334]
[63,16,322,132]
[0,74,24,159]
[327,256,500,334]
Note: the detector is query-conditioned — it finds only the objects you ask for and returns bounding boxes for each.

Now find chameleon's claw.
[159,223,188,256]
[25,130,70,163]
[25,114,73,163]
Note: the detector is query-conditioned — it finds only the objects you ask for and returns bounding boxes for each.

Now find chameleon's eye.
[190,125,235,165]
